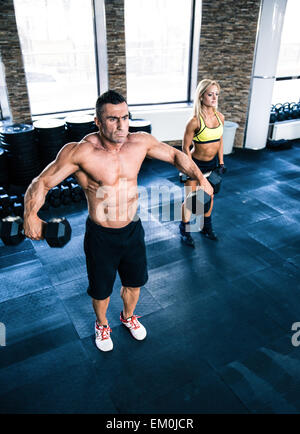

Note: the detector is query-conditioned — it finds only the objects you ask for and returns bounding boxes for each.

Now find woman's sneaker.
[179,222,195,247]
[120,312,147,340]
[95,322,113,352]
[200,227,218,241]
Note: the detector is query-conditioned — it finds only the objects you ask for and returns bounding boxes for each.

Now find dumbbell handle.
[21,223,46,239]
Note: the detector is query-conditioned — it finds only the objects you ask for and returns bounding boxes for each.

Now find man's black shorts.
[84,216,148,300]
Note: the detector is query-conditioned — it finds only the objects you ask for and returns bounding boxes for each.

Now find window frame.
[275,76,300,81]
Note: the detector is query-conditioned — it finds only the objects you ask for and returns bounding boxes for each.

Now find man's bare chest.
[80,148,145,186]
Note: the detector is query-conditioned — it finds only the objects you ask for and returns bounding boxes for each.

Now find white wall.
[130,105,193,142]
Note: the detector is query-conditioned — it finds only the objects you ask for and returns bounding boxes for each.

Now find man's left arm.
[146,136,214,196]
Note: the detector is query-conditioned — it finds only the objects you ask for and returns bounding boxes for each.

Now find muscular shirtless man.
[23,90,213,352]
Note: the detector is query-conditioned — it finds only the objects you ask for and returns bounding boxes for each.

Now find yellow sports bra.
[193,112,223,143]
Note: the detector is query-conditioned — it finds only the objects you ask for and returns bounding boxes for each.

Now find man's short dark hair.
[96,90,127,121]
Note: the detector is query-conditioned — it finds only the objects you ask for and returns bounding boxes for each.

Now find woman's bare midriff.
[191,140,220,161]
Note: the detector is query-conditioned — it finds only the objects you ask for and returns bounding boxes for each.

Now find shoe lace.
[96,324,111,340]
[127,315,141,330]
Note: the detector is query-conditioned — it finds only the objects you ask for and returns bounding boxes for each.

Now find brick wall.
[105,0,127,99]
[198,0,261,147]
[0,0,31,124]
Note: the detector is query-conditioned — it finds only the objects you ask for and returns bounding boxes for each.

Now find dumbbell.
[0,215,72,247]
[64,176,76,188]
[179,169,222,194]
[0,193,30,217]
[70,182,82,202]
[12,202,24,217]
[8,195,24,217]
[63,177,85,202]
[0,193,13,218]
[216,163,227,175]
[275,104,286,122]
[0,193,10,208]
[60,185,72,205]
[270,105,277,123]
[7,195,24,217]
[48,186,61,208]
[179,172,191,183]
[207,170,222,194]
[186,189,211,215]
[290,102,300,119]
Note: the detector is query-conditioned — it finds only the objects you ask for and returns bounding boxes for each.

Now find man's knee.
[121,286,140,295]
[92,296,110,306]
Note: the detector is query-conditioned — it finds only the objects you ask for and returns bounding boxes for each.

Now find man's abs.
[77,173,139,228]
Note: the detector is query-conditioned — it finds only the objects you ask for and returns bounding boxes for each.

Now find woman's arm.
[217,112,225,165]
[182,117,199,158]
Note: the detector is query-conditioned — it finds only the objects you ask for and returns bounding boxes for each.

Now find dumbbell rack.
[268,101,300,148]
[0,176,86,221]
[42,176,86,211]
[0,187,24,220]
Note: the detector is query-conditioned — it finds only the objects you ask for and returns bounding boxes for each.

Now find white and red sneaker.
[95,321,113,352]
[120,312,147,341]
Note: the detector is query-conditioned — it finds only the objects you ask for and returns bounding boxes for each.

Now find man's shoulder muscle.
[127,131,151,145]
[71,137,99,161]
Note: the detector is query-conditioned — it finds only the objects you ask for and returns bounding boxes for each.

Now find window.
[14,0,98,115]
[272,0,300,104]
[0,56,10,122]
[125,0,195,105]
[272,78,300,105]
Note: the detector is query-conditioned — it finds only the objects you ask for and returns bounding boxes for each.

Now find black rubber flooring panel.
[219,334,300,413]
[0,143,299,413]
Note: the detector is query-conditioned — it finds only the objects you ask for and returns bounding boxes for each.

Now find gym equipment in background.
[34,119,67,168]
[65,115,97,143]
[0,124,42,186]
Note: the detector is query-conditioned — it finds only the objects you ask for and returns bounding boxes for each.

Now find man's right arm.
[24,142,80,240]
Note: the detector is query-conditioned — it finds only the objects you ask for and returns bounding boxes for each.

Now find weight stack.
[129,119,152,134]
[65,115,97,142]
[34,119,67,168]
[0,124,42,186]
[0,148,10,187]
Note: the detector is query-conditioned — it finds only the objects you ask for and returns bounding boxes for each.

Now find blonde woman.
[179,79,226,246]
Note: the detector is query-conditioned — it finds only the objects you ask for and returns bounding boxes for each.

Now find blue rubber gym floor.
[0,142,300,414]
